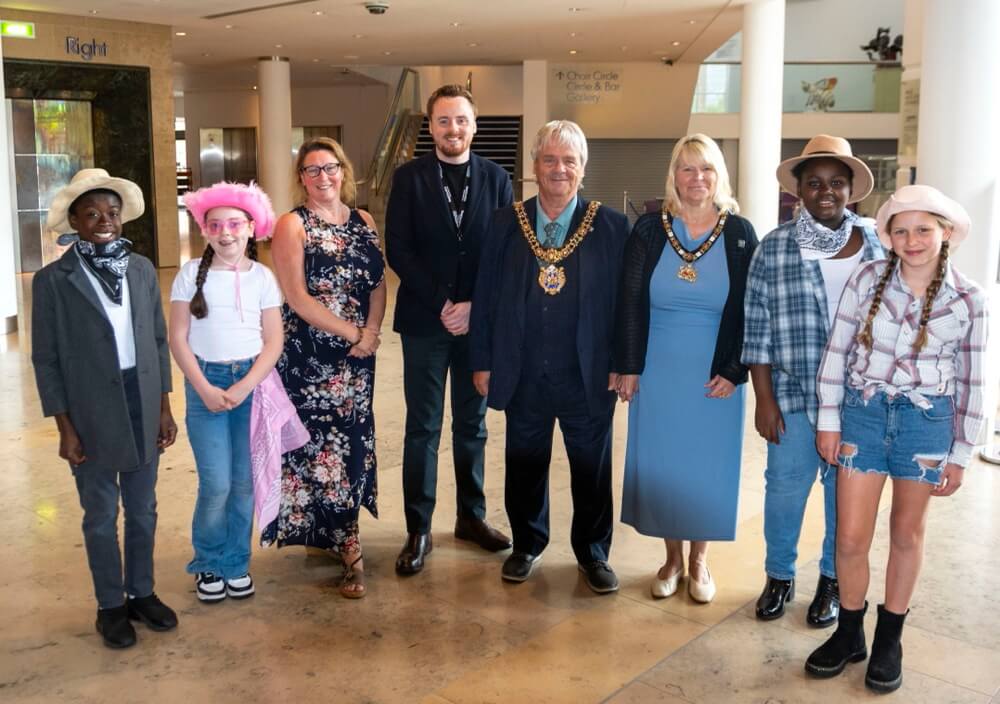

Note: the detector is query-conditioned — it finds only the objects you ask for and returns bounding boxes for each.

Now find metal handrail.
[358,67,420,191]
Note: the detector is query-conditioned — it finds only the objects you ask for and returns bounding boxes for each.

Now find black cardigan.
[613,210,759,384]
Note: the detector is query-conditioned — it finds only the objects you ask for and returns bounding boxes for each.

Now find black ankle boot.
[866,604,907,694]
[755,577,794,620]
[807,574,840,628]
[805,601,867,678]
[95,605,137,649]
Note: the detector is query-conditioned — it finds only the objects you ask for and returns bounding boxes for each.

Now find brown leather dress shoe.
[454,516,512,552]
[395,533,432,575]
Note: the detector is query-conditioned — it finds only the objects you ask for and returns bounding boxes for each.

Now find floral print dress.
[261,207,384,554]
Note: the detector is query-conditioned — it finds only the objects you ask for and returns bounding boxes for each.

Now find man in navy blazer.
[469,121,629,594]
[386,84,514,575]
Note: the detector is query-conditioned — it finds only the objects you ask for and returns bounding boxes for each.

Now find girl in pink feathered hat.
[168,181,285,603]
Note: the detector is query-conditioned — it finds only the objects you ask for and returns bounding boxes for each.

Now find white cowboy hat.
[46,168,145,235]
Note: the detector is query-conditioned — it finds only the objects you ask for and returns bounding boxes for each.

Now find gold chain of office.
[661,209,728,283]
[514,200,601,295]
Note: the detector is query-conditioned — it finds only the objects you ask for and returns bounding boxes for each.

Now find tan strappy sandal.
[340,553,366,599]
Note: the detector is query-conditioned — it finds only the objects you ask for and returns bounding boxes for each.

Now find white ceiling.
[5,0,746,91]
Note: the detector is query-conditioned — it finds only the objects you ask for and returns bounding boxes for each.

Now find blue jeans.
[185,357,255,579]
[763,411,836,581]
[839,388,954,485]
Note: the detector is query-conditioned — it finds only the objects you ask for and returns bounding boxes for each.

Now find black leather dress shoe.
[501,551,541,582]
[96,605,137,649]
[127,593,178,631]
[578,561,619,594]
[807,575,840,628]
[454,516,512,552]
[395,533,432,575]
[756,577,795,620]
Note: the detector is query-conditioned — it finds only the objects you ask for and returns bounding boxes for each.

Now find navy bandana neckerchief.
[794,206,859,260]
[74,237,132,305]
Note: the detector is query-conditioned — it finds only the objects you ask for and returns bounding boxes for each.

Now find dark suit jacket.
[385,151,513,336]
[469,197,630,417]
[31,248,171,473]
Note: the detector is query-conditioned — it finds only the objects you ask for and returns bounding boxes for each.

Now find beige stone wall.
[1,9,179,267]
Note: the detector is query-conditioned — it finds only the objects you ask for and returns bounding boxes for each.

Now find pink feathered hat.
[183,181,277,240]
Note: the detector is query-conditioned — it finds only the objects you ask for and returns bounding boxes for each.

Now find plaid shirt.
[816,259,988,467]
[742,221,884,425]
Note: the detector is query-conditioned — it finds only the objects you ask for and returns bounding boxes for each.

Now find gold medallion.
[538,264,566,295]
[514,200,601,295]
[677,263,698,283]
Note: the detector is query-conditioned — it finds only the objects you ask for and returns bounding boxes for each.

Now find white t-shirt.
[170,259,283,362]
[818,247,865,327]
[77,250,136,370]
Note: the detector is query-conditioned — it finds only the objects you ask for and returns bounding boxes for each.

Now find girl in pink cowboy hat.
[169,182,286,604]
[806,185,988,693]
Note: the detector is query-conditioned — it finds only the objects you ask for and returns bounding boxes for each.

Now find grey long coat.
[31,247,172,473]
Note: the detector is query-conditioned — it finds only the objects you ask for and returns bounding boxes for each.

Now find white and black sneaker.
[195,572,227,603]
[225,573,255,600]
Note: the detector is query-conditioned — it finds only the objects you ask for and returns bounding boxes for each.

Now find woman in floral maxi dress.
[267,137,386,598]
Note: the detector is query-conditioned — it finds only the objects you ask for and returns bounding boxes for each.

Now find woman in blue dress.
[268,138,386,599]
[614,134,757,603]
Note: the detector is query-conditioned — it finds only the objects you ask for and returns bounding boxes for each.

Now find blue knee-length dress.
[621,218,744,541]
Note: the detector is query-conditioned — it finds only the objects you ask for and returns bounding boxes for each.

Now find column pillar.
[738,0,785,234]
[914,0,1000,461]
[257,57,293,214]
[0,39,20,333]
[521,60,549,200]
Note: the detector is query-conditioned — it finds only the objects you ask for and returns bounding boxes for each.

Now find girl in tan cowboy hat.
[30,168,178,649]
[807,185,987,693]
[744,135,885,631]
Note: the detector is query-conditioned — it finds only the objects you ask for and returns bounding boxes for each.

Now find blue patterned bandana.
[794,206,859,260]
[75,237,132,304]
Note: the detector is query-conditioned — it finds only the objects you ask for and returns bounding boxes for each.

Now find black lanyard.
[439,163,471,240]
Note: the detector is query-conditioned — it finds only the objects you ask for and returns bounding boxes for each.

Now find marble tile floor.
[2,267,1000,704]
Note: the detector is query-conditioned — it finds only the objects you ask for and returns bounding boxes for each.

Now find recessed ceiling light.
[175,31,187,36]
[569,32,578,37]
[252,85,257,90]
[275,44,283,48]
[312,58,320,62]
[344,54,360,59]
[569,49,578,55]
[382,51,393,56]
[224,24,234,29]
[202,52,211,57]
[568,7,584,11]
[89,9,99,14]
[671,41,681,46]
[688,19,697,24]
[620,45,628,51]
[313,10,323,15]
[353,33,364,39]
[467,42,479,47]
[450,21,461,28]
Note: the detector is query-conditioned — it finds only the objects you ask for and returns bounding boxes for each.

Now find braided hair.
[188,218,259,320]
[856,233,951,352]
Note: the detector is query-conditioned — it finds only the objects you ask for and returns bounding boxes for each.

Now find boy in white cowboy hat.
[743,135,886,629]
[806,184,987,693]
[31,168,178,649]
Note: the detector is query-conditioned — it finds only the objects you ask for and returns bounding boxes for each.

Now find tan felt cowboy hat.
[875,184,970,251]
[46,168,145,235]
[776,134,874,204]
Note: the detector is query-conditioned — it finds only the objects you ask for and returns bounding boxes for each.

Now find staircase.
[412,115,523,198]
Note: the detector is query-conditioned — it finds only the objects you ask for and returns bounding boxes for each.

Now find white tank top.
[818,247,864,327]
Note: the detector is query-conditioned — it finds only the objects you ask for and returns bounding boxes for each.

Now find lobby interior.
[2,1,999,703]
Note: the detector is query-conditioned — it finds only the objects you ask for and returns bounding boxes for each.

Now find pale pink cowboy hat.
[874,184,970,251]
[775,134,874,204]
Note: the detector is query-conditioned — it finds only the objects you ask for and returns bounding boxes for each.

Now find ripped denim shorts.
[837,386,954,485]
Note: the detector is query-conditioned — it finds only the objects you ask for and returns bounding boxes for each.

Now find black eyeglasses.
[300,163,342,178]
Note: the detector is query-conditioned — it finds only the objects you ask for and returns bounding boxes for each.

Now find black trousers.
[400,331,488,534]
[503,367,615,564]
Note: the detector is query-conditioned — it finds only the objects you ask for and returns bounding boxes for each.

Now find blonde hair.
[664,134,739,215]
[857,213,954,352]
[292,137,357,206]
